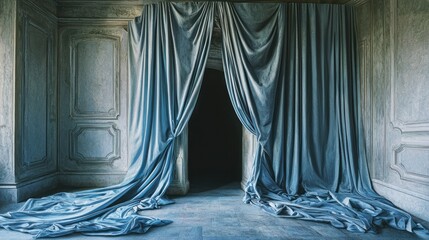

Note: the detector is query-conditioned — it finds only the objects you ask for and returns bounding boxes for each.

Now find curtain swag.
[1,2,428,239]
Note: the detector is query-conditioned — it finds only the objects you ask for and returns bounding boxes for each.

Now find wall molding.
[0,173,58,202]
[392,143,429,185]
[59,173,126,187]
[389,0,429,133]
[59,26,128,176]
[373,179,429,222]
[21,16,50,170]
[22,0,57,23]
[373,179,429,203]
[15,5,58,182]
[69,123,121,166]
[56,0,146,6]
[59,18,131,26]
[70,34,120,120]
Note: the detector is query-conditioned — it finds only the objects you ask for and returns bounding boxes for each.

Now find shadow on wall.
[188,68,242,192]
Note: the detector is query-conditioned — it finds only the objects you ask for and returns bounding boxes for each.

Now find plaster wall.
[0,0,58,202]
[0,0,17,201]
[356,0,429,221]
[3,3,428,226]
[55,2,225,194]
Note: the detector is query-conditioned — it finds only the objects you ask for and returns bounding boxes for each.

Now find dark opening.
[188,68,242,192]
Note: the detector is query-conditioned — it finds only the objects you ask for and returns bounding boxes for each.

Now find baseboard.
[372,179,429,222]
[0,173,58,203]
[59,173,126,188]
[167,180,189,195]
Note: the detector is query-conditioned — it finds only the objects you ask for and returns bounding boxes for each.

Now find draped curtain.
[0,2,427,239]
[218,3,427,237]
[0,2,214,238]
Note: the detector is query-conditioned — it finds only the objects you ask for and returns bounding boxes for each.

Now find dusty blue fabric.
[218,3,428,238]
[0,2,427,239]
[0,2,214,238]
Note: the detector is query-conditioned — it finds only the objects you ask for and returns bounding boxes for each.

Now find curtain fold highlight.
[0,2,427,239]
[0,2,214,238]
[218,3,428,238]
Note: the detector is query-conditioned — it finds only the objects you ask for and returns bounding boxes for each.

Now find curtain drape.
[0,2,427,239]
[0,2,214,238]
[218,2,428,237]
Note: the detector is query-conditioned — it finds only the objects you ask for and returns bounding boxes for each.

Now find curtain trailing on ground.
[0,3,214,238]
[0,2,427,239]
[218,3,428,238]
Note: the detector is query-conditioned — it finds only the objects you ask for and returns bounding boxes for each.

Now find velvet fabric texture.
[218,3,428,238]
[0,2,214,238]
[0,2,427,239]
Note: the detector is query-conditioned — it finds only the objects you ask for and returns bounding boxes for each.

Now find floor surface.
[0,182,425,240]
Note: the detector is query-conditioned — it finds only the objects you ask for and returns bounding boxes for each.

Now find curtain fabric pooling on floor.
[218,3,428,238]
[0,2,428,239]
[0,2,214,238]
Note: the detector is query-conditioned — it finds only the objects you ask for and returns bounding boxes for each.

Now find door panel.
[58,26,128,186]
[356,0,429,222]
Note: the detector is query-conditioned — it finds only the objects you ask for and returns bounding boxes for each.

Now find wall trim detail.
[21,17,50,170]
[59,19,132,26]
[0,173,58,203]
[69,123,121,165]
[22,0,57,23]
[70,34,120,120]
[391,143,429,185]
[373,178,429,204]
[59,173,126,187]
[389,0,429,133]
[373,179,429,222]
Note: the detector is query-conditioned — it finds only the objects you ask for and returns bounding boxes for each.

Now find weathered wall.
[0,0,58,202]
[356,0,429,221]
[7,0,427,209]
[0,0,17,201]
[14,0,58,199]
[56,2,132,187]
[55,1,224,194]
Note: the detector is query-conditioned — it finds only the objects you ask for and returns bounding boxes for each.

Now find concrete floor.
[0,182,424,240]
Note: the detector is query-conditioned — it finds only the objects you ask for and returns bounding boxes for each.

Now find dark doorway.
[188,68,242,191]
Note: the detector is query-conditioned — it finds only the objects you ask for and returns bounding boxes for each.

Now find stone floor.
[0,181,425,240]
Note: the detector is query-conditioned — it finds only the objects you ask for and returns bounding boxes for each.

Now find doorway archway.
[188,68,242,191]
[166,27,255,195]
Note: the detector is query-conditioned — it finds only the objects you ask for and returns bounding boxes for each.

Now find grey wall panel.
[385,0,429,196]
[22,20,49,169]
[71,36,119,119]
[0,0,17,185]
[59,26,128,185]
[70,123,120,165]
[356,1,374,178]
[56,0,144,19]
[392,144,429,185]
[15,0,57,181]
[356,0,429,222]
[0,0,58,202]
[392,0,429,126]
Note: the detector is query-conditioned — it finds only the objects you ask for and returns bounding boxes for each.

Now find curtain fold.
[218,2,428,237]
[0,2,427,239]
[0,2,214,238]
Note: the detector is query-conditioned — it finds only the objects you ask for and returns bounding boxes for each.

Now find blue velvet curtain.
[218,2,428,237]
[0,2,427,239]
[0,2,214,238]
